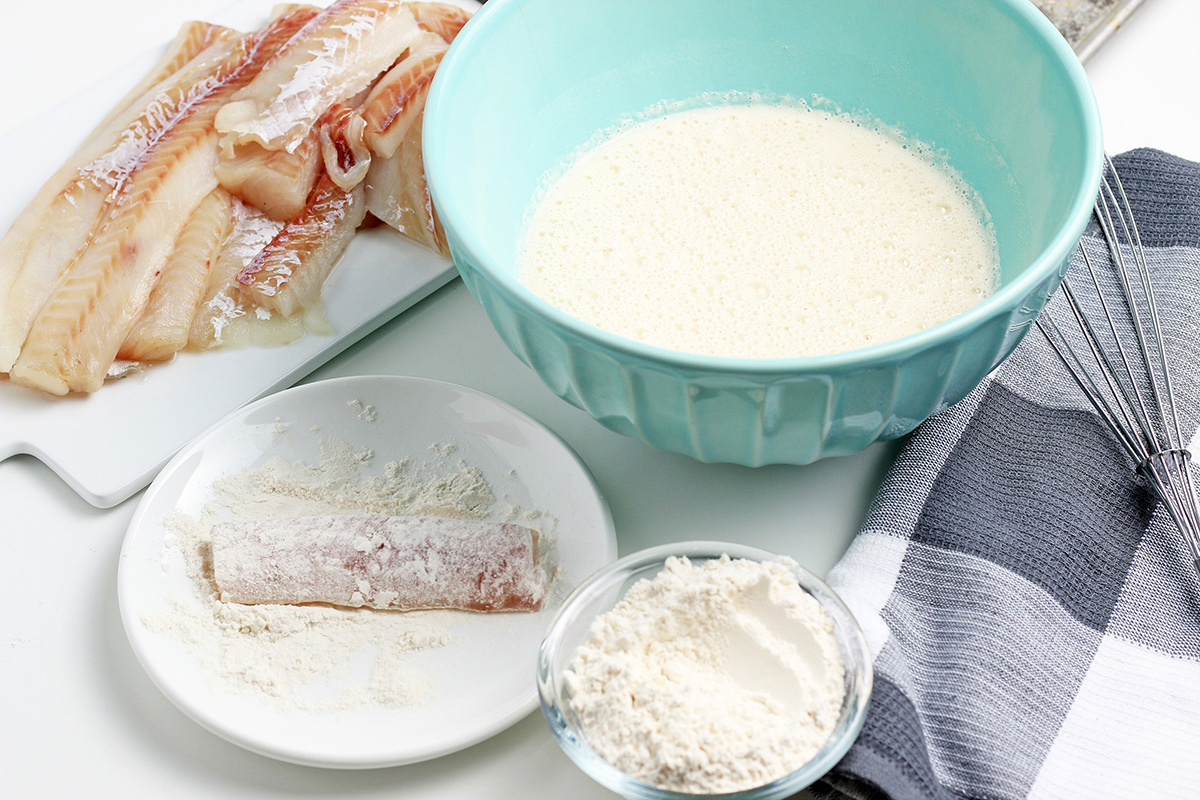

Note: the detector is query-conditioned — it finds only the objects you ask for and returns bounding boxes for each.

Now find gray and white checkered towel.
[816,149,1200,800]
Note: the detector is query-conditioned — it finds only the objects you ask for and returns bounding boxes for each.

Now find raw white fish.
[0,36,247,372]
[320,103,372,191]
[214,0,424,153]
[118,188,234,362]
[7,9,318,393]
[408,1,471,42]
[236,172,366,317]
[189,199,287,349]
[361,29,446,159]
[364,112,447,255]
[84,21,239,150]
[215,125,323,221]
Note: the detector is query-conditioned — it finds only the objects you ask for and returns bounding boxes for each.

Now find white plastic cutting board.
[0,0,472,507]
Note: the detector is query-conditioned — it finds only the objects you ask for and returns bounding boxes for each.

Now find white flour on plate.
[144,437,556,712]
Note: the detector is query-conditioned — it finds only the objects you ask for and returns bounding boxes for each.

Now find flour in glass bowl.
[564,555,845,794]
[143,435,557,712]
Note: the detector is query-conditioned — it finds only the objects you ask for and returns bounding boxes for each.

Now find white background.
[0,0,1195,798]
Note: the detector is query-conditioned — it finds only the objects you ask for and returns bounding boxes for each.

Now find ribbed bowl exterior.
[454,247,1071,466]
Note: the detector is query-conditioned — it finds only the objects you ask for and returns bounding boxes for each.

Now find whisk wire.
[1071,241,1156,459]
[1037,281,1143,460]
[1094,173,1171,453]
[1100,160,1189,452]
[1037,157,1200,579]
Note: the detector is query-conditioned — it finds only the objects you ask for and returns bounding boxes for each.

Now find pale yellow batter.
[520,103,1000,359]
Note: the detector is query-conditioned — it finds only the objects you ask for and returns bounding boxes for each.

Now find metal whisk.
[1037,156,1200,580]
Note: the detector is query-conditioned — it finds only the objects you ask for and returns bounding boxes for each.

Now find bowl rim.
[536,540,875,799]
[425,0,1104,374]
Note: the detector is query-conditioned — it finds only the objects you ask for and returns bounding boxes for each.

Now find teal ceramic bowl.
[423,0,1103,465]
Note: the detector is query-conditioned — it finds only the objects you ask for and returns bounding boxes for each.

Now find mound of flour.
[564,555,845,793]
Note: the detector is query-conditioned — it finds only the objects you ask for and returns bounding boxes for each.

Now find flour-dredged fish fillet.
[214,0,424,153]
[210,514,546,612]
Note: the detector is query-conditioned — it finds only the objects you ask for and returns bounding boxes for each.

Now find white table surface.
[0,1,1195,797]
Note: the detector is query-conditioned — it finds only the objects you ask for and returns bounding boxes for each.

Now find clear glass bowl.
[537,541,873,800]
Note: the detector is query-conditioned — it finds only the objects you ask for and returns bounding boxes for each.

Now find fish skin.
[118,187,234,362]
[236,172,367,317]
[214,0,424,153]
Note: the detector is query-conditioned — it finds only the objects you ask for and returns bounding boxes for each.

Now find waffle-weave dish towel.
[814,149,1200,800]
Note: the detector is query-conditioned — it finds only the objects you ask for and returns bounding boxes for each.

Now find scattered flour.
[347,398,377,422]
[145,437,556,712]
[564,555,845,794]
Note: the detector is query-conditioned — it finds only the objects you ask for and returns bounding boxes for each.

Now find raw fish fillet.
[319,103,372,191]
[211,5,324,221]
[267,3,322,20]
[83,21,239,149]
[0,36,246,372]
[408,1,471,42]
[209,514,546,612]
[236,172,367,317]
[1,1,460,392]
[189,199,286,349]
[0,172,117,371]
[118,188,234,362]
[214,0,424,153]
[10,130,221,393]
[215,125,322,221]
[7,9,317,393]
[361,29,446,159]
[364,111,448,255]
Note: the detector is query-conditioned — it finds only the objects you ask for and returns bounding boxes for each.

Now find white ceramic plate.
[117,375,616,768]
[0,0,478,508]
